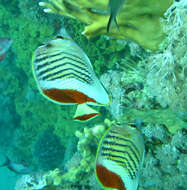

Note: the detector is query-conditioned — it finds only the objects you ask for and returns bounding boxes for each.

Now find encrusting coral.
[39,0,173,50]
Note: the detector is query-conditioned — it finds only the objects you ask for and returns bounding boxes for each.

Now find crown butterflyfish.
[32,29,110,122]
[95,124,145,190]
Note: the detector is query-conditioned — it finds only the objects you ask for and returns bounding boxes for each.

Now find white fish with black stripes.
[95,123,145,190]
[32,28,110,122]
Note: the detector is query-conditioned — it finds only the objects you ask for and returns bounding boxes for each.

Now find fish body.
[95,124,145,190]
[32,29,110,121]
[0,156,31,174]
[0,38,12,61]
[107,0,126,32]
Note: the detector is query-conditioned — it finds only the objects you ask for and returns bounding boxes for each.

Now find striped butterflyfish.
[32,29,110,122]
[95,124,145,190]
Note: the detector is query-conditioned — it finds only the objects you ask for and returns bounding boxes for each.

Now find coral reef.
[140,126,187,190]
[60,120,111,187]
[0,0,82,173]
[0,94,19,151]
[15,172,47,190]
[100,71,124,120]
[39,0,173,50]
[0,1,54,131]
[145,0,187,120]
[15,120,112,190]
[121,108,187,134]
[14,119,187,190]
[1,1,187,190]
[0,0,124,174]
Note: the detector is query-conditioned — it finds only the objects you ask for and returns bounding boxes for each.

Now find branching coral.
[15,169,62,190]
[145,0,187,120]
[139,124,187,190]
[15,172,47,190]
[39,0,173,50]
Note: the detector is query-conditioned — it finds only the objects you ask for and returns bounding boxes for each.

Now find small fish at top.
[107,0,126,32]
[95,123,145,190]
[0,38,12,61]
[0,156,31,174]
[32,28,110,122]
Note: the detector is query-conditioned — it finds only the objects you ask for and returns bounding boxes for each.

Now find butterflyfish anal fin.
[73,112,99,122]
[73,103,100,122]
[95,125,144,190]
[96,165,126,190]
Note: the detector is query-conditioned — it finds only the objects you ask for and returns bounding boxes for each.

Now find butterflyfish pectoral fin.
[73,103,100,122]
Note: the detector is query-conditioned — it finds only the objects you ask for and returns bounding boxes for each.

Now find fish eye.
[128,123,137,128]
[56,35,64,39]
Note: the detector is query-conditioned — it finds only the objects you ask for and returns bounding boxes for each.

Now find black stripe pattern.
[33,45,93,84]
[101,127,143,180]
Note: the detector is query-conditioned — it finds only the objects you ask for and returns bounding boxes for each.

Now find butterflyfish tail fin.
[114,17,119,30]
[107,14,119,32]
[73,103,100,122]
[107,13,113,32]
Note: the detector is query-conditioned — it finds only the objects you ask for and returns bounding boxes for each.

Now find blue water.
[0,167,18,190]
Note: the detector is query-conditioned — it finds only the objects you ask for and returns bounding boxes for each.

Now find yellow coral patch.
[40,0,173,51]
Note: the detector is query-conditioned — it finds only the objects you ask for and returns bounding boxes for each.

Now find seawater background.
[0,0,187,190]
[0,160,18,190]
